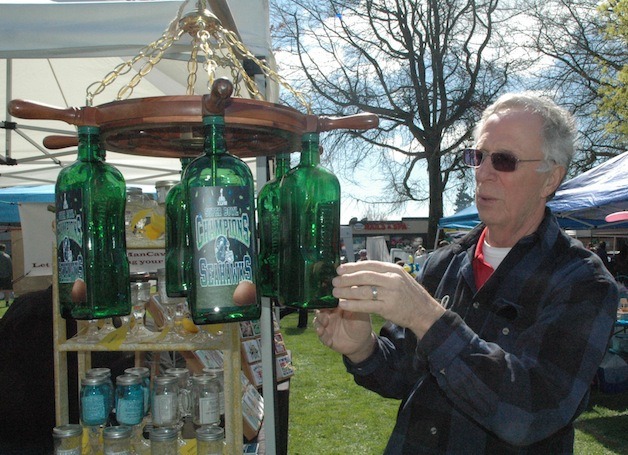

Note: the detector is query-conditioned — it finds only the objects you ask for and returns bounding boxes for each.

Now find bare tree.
[271,0,530,245]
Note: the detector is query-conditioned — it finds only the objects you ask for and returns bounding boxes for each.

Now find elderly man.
[315,92,618,453]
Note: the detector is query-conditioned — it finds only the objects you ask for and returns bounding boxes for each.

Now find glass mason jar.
[165,367,192,418]
[195,425,224,455]
[125,366,151,417]
[115,374,144,426]
[86,367,114,420]
[149,426,179,455]
[103,426,133,455]
[202,368,224,423]
[151,375,179,427]
[125,187,162,248]
[155,180,178,205]
[191,374,221,426]
[52,424,83,455]
[80,376,109,426]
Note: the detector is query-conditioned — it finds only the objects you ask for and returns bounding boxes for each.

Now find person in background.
[414,246,428,269]
[0,243,13,290]
[614,244,628,278]
[0,285,133,454]
[314,91,618,453]
[595,241,610,270]
[357,249,368,261]
[437,240,450,249]
[414,245,426,258]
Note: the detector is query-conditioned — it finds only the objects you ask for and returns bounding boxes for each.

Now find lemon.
[182,318,199,333]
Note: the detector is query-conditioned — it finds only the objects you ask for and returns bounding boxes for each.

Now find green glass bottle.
[165,157,193,297]
[279,132,340,309]
[183,92,260,324]
[257,153,291,298]
[55,125,130,319]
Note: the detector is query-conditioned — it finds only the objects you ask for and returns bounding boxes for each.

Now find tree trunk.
[426,151,444,249]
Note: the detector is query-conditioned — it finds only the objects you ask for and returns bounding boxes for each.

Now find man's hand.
[331,261,445,340]
[314,307,375,363]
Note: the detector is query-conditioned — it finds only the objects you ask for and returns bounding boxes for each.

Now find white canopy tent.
[0,2,282,451]
[0,0,277,188]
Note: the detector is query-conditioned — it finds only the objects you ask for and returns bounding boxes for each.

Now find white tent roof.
[0,0,274,188]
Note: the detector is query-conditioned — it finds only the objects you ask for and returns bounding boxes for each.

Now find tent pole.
[4,59,12,160]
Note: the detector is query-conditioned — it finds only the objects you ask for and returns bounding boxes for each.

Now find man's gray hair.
[473,91,577,169]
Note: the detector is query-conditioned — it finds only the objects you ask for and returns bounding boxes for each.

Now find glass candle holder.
[125,366,151,417]
[52,424,83,455]
[115,374,144,426]
[195,425,224,455]
[149,426,179,455]
[85,367,114,422]
[103,426,133,455]
[191,374,221,427]
[151,375,180,427]
[164,367,192,418]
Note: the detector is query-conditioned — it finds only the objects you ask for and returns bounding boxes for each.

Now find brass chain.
[187,42,200,95]
[221,28,312,113]
[197,30,217,94]
[85,29,184,105]
[84,2,311,113]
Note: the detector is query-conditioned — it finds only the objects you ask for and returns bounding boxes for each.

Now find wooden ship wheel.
[9,1,378,156]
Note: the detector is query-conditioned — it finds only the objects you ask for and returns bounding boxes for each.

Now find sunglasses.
[462,148,546,172]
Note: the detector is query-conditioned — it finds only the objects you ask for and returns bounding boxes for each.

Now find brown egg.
[71,278,87,303]
[232,280,257,306]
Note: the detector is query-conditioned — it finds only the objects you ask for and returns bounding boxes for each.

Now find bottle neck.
[77,126,102,162]
[203,115,226,155]
[180,157,193,172]
[275,154,290,179]
[300,133,320,166]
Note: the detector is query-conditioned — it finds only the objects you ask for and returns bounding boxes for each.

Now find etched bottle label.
[190,186,255,310]
[198,394,220,425]
[317,201,339,259]
[56,190,84,285]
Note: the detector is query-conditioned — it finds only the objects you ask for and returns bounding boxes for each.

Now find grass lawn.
[279,312,628,454]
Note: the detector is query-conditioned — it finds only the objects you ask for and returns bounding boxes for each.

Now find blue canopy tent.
[0,184,55,223]
[439,151,628,236]
[0,184,159,224]
[438,204,480,231]
[548,152,628,230]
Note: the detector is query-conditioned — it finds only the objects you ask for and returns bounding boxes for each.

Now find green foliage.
[280,312,628,453]
[598,0,628,142]
[574,388,628,454]
[453,180,474,214]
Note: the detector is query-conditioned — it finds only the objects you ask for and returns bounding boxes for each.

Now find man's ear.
[541,165,566,199]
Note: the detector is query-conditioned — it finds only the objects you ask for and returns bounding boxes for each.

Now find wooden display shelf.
[58,328,229,352]
[52,262,243,453]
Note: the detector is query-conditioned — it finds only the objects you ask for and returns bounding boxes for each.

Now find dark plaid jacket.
[345,210,618,454]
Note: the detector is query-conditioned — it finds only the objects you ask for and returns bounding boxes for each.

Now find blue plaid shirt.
[345,210,618,454]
